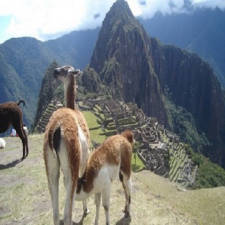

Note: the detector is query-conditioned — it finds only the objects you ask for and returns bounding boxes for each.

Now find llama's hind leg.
[63,173,75,225]
[102,187,111,225]
[58,140,76,225]
[13,121,28,159]
[94,193,101,225]
[45,150,60,225]
[120,172,131,217]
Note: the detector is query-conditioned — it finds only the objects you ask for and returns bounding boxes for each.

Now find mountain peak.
[110,0,133,15]
[89,0,167,124]
[104,0,135,25]
[90,0,144,73]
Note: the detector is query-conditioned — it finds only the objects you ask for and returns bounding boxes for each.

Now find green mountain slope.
[0,29,98,127]
[0,37,56,125]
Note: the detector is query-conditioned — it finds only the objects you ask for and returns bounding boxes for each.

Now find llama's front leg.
[94,193,101,225]
[102,188,110,225]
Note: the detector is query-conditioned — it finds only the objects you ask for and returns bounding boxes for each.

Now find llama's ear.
[68,67,75,73]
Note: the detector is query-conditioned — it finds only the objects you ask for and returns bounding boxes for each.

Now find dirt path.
[0,135,224,225]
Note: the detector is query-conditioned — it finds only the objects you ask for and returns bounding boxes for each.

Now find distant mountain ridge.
[1,5,225,125]
[0,29,99,126]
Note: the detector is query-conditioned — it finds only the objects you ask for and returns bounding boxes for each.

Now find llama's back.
[87,133,133,180]
[74,109,90,146]
[104,133,133,179]
[44,108,81,178]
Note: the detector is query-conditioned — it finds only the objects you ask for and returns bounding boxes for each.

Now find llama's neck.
[75,175,91,201]
[76,163,115,201]
[64,75,76,109]
[76,165,96,200]
[75,185,90,201]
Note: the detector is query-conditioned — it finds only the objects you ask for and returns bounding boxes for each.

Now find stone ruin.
[80,97,197,187]
[35,96,197,187]
[34,99,63,133]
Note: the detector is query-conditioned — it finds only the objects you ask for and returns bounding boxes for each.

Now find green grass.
[132,153,145,172]
[83,110,145,172]
[83,111,108,145]
[184,145,225,188]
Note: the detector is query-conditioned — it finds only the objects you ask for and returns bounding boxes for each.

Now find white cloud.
[191,0,225,9]
[0,0,117,42]
[0,0,224,43]
[128,0,187,19]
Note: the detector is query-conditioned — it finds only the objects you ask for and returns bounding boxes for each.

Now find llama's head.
[54,65,82,82]
[121,130,135,144]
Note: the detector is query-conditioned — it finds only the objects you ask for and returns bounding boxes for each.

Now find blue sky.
[0,16,11,43]
[0,0,224,44]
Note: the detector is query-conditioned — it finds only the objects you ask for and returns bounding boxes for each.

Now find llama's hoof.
[83,208,90,217]
[123,210,130,218]
[22,153,28,160]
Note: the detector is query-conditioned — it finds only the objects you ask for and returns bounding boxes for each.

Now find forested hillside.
[0,29,98,126]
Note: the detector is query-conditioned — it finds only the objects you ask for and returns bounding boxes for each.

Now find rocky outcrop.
[33,62,61,130]
[89,0,167,125]
[151,44,225,166]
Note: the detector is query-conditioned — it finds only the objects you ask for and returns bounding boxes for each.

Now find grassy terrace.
[83,110,145,172]
[83,111,107,144]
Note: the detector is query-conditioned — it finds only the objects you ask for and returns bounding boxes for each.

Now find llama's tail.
[17,100,26,106]
[51,127,61,152]
[47,122,61,152]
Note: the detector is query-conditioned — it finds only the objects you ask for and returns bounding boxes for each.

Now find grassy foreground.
[0,135,225,225]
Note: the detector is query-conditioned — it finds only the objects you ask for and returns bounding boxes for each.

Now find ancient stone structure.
[80,97,197,186]
[34,100,63,133]
[35,96,197,187]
